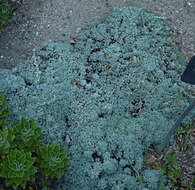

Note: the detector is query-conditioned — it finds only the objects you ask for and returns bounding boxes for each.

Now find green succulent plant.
[0,149,37,190]
[0,127,15,156]
[12,117,43,153]
[0,91,71,189]
[36,143,70,179]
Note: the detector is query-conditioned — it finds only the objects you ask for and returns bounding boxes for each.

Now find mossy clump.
[0,6,194,190]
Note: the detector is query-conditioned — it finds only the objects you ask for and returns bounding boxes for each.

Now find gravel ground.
[0,0,194,189]
[0,0,195,70]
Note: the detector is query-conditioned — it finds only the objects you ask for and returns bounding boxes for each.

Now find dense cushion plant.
[0,91,70,190]
[0,6,194,190]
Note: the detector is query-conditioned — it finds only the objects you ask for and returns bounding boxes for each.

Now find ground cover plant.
[0,6,194,190]
[0,0,13,30]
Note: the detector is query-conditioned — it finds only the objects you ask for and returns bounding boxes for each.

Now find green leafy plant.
[0,91,10,128]
[157,152,182,189]
[12,117,43,153]
[0,149,38,190]
[0,0,13,30]
[36,143,70,179]
[0,91,71,190]
[157,123,195,190]
[158,152,181,178]
[176,124,193,152]
[0,127,15,156]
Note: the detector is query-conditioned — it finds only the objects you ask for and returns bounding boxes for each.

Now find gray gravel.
[0,0,195,70]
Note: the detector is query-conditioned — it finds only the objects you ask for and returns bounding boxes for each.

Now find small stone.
[65,134,71,144]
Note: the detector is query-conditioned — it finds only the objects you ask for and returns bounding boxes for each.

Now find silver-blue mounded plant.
[0,6,194,190]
